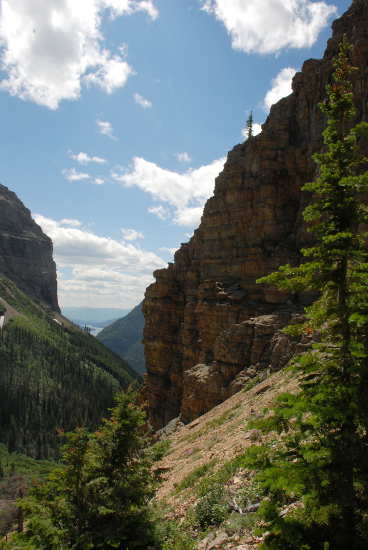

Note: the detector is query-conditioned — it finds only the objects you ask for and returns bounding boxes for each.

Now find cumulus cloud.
[176,152,191,163]
[121,228,144,241]
[133,92,152,108]
[70,152,107,164]
[201,0,336,54]
[241,122,262,139]
[63,168,90,181]
[35,214,165,308]
[97,119,116,139]
[93,177,105,185]
[264,67,296,110]
[112,156,225,226]
[0,0,158,109]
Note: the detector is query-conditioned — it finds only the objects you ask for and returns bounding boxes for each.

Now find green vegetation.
[245,38,368,549]
[0,444,55,481]
[4,392,156,550]
[147,439,171,462]
[196,452,248,497]
[0,277,140,458]
[97,302,145,375]
[175,460,217,493]
[246,110,254,139]
[194,485,229,528]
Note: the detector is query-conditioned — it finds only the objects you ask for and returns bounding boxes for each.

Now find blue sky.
[0,0,351,309]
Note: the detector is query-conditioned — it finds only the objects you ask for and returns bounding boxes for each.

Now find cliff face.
[143,0,368,429]
[0,184,59,312]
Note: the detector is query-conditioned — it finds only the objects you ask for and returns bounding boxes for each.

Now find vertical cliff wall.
[144,0,368,429]
[0,184,59,312]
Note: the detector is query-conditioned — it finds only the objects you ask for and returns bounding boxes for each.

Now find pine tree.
[246,111,254,139]
[11,392,156,549]
[245,37,368,549]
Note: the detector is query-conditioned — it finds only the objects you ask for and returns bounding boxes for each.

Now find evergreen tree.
[246,111,254,139]
[245,37,368,549]
[10,392,156,550]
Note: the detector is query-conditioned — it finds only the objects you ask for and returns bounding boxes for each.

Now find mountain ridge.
[97,302,145,375]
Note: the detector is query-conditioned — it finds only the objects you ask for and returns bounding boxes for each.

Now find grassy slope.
[97,302,145,375]
[153,370,299,549]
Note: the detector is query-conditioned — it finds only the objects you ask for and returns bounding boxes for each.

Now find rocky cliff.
[0,184,59,312]
[143,0,368,429]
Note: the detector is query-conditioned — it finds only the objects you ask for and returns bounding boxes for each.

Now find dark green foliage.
[0,277,140,458]
[249,38,368,549]
[246,111,254,139]
[147,439,171,462]
[8,392,156,550]
[97,302,145,374]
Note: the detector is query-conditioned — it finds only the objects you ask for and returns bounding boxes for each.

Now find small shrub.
[195,485,229,528]
[235,482,262,510]
[147,439,171,462]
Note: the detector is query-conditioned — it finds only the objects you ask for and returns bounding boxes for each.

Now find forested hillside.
[97,303,145,375]
[0,276,140,459]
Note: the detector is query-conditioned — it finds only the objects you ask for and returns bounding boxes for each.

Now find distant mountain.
[62,307,129,324]
[0,276,140,459]
[97,303,145,375]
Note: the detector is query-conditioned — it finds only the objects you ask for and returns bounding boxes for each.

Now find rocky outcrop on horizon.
[0,184,59,312]
[143,0,368,429]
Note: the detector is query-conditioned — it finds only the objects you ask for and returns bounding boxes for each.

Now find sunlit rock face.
[0,184,59,312]
[144,0,368,429]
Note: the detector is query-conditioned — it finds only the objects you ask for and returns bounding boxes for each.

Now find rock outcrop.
[0,184,59,312]
[143,0,368,430]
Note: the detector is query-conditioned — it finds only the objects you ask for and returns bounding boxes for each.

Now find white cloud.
[159,246,177,256]
[133,92,152,109]
[148,205,169,220]
[84,54,133,93]
[264,67,296,110]
[177,152,191,163]
[121,228,144,241]
[102,0,158,20]
[93,177,105,185]
[63,168,90,181]
[241,122,262,139]
[97,119,116,139]
[60,218,82,227]
[35,214,165,308]
[201,0,336,54]
[0,1,158,109]
[113,156,225,226]
[70,152,107,164]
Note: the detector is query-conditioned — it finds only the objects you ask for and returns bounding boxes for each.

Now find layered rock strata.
[144,0,368,429]
[0,184,59,312]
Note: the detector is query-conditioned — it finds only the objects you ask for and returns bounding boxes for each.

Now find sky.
[0,0,352,310]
